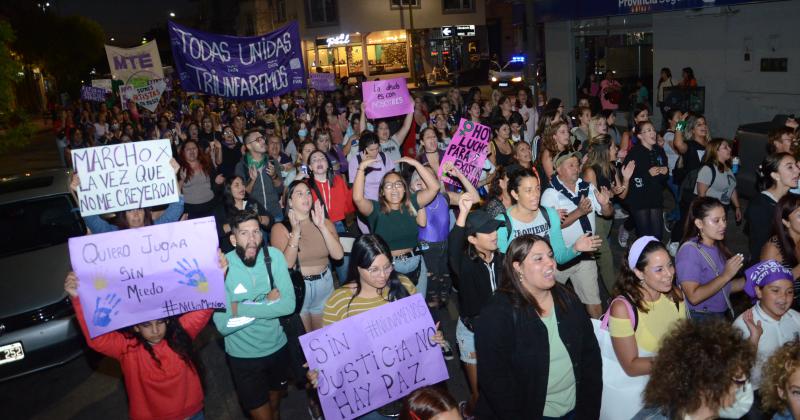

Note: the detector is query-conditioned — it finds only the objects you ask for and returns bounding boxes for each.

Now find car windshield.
[0,194,85,258]
[503,61,525,72]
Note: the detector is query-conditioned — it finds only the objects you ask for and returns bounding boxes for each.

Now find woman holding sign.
[353,155,439,297]
[474,234,602,419]
[312,234,446,419]
[63,254,224,420]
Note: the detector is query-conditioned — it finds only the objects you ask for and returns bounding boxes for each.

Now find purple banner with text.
[68,217,225,338]
[362,77,413,119]
[299,294,449,420]
[168,20,306,99]
[438,118,491,188]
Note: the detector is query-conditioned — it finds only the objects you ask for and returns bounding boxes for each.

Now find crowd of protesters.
[55,64,800,420]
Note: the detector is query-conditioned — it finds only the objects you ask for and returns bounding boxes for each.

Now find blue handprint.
[92,293,121,327]
[174,258,209,292]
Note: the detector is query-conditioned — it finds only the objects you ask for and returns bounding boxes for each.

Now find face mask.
[111,124,120,131]
[512,133,521,141]
[298,129,308,137]
[717,381,753,419]
[280,103,289,111]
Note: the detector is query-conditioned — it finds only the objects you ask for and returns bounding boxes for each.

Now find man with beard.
[213,209,295,420]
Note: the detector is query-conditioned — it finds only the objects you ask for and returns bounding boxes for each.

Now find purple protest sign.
[362,77,413,119]
[438,118,491,188]
[310,72,336,91]
[81,86,107,102]
[300,294,448,420]
[167,21,306,100]
[68,217,225,338]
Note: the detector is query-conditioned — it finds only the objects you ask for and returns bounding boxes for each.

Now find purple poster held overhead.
[80,86,107,102]
[362,77,413,119]
[299,294,449,420]
[68,217,226,338]
[167,20,306,100]
[310,72,336,91]
[438,118,491,188]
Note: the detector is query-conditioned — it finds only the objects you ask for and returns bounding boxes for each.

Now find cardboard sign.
[68,217,225,337]
[120,79,167,112]
[168,20,306,99]
[71,139,178,217]
[80,86,107,102]
[438,118,491,188]
[91,79,113,92]
[300,294,449,420]
[105,40,164,86]
[362,77,413,119]
[310,72,336,91]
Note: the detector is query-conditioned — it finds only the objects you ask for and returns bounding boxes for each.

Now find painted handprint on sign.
[93,293,121,327]
[174,257,209,293]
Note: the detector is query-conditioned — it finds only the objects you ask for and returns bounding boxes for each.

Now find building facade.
[238,0,487,82]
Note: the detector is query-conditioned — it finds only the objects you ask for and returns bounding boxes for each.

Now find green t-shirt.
[366,193,420,251]
[541,309,577,417]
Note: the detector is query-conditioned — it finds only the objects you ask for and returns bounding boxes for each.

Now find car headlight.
[490,76,498,82]
[511,76,522,82]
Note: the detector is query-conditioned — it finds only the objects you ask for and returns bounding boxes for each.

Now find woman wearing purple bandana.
[733,260,800,394]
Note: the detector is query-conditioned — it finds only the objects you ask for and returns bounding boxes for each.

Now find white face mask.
[280,103,289,111]
[717,381,753,419]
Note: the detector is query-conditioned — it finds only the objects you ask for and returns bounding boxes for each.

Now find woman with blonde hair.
[533,121,572,189]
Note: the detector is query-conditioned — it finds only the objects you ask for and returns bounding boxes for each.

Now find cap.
[553,150,582,168]
[744,260,793,299]
[465,210,504,236]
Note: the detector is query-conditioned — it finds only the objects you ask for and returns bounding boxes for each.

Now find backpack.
[672,140,703,185]
[501,207,552,242]
[678,162,716,206]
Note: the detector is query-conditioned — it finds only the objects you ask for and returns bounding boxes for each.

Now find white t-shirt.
[733,304,800,389]
[380,136,402,169]
[662,131,679,176]
[694,165,736,205]
[519,104,538,145]
[540,178,602,247]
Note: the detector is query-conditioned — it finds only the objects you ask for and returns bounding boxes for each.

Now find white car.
[489,57,526,90]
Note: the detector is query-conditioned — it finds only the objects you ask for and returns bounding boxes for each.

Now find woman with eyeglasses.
[312,234,446,419]
[353,155,440,295]
[215,125,243,179]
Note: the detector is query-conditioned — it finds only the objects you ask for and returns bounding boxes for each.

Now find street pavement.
[0,117,752,419]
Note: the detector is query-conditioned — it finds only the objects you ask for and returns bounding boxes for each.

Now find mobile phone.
[301,165,308,176]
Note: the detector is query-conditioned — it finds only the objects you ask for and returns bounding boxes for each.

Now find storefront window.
[366,30,409,76]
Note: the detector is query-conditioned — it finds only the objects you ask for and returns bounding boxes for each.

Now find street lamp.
[169,12,176,18]
[110,37,115,42]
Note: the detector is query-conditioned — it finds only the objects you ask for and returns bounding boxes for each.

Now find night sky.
[57,0,198,46]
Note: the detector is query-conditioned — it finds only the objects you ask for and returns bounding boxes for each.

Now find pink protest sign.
[68,217,225,337]
[300,294,449,420]
[362,77,413,119]
[438,118,492,188]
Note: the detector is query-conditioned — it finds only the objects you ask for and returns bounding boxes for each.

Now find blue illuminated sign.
[535,0,777,21]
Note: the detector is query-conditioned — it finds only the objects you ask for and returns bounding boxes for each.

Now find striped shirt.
[323,276,417,325]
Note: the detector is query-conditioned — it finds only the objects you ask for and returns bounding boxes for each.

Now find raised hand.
[248,165,259,181]
[169,158,180,174]
[92,293,121,327]
[70,173,81,192]
[458,193,475,214]
[311,200,325,227]
[174,257,209,292]
[596,186,611,206]
[288,208,300,230]
[621,161,635,180]
[64,272,79,298]
[574,233,602,253]
[723,253,744,279]
[742,308,763,341]
[215,174,225,185]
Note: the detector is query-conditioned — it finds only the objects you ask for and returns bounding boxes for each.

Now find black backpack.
[678,162,716,206]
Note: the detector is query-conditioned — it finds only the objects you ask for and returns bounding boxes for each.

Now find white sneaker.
[618,226,630,247]
[614,208,629,220]
[667,242,680,257]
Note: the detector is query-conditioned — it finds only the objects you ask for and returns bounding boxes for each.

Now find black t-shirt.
[624,143,669,210]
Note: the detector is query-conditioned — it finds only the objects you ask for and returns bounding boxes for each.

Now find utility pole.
[407,1,417,87]
[525,0,538,95]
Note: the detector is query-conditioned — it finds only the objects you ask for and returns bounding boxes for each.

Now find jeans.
[333,220,350,285]
[666,175,681,221]
[689,309,729,322]
[393,253,428,297]
[187,410,205,420]
[420,241,451,306]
